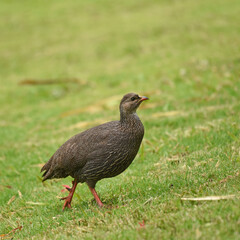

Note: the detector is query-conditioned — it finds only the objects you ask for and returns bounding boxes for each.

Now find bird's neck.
[120,112,141,126]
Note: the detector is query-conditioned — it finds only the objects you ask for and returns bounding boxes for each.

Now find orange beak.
[140,96,149,101]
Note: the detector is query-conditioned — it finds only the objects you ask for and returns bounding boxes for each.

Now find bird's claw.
[61,185,72,193]
[103,205,119,209]
[62,200,72,210]
[60,196,68,201]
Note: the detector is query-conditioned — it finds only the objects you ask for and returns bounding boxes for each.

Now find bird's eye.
[131,96,136,101]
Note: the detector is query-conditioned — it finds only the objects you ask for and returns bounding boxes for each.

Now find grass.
[0,0,240,239]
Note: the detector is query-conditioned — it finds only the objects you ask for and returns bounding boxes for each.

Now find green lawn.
[1,0,240,239]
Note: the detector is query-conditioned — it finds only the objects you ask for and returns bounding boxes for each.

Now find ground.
[0,0,240,239]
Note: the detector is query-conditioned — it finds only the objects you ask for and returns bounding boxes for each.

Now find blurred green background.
[0,0,240,239]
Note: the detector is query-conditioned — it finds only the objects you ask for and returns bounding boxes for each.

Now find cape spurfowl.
[41,93,148,210]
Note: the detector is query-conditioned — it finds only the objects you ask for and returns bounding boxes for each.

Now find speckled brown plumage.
[41,93,148,210]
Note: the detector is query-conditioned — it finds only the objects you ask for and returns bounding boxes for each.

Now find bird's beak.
[140,96,149,102]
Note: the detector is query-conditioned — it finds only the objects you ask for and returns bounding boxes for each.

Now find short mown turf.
[0,0,240,239]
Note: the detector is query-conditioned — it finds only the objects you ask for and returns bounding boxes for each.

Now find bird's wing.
[41,121,121,180]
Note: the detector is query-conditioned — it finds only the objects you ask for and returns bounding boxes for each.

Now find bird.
[41,93,148,210]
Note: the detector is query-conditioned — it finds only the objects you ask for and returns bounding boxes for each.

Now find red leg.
[87,185,104,208]
[60,179,78,211]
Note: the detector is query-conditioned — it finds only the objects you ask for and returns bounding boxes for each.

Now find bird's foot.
[61,184,72,193]
[59,180,78,211]
[91,198,104,208]
[60,195,73,210]
[90,199,117,209]
[103,204,119,209]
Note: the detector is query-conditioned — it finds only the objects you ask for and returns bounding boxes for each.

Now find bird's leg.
[87,185,104,208]
[60,179,78,211]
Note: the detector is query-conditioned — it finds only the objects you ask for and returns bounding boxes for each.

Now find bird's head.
[119,93,149,117]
